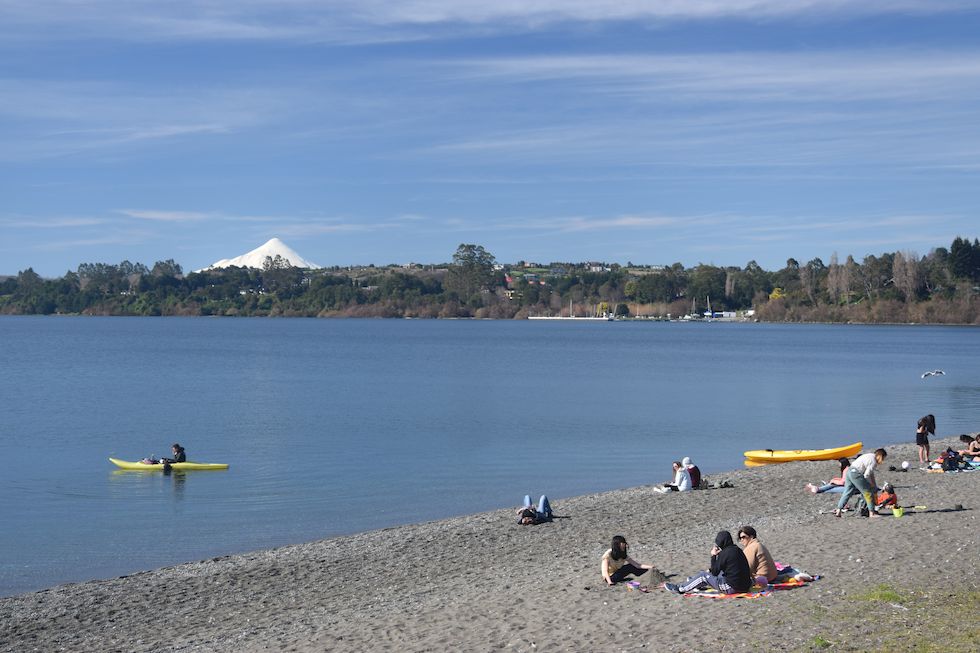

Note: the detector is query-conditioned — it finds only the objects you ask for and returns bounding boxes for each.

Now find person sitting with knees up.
[654,461,692,493]
[737,526,777,587]
[516,495,553,525]
[664,531,752,595]
[601,535,654,586]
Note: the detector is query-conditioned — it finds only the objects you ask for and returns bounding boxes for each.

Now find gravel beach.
[2,437,978,653]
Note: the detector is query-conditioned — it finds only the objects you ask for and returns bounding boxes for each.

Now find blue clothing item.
[523,495,553,519]
[816,483,844,494]
[536,495,552,519]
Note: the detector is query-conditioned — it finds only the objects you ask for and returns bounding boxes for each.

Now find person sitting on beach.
[875,483,898,511]
[601,535,654,585]
[682,456,702,489]
[958,434,980,461]
[654,461,692,493]
[737,526,777,586]
[516,495,553,525]
[834,448,887,518]
[664,530,752,595]
[161,443,186,464]
[805,457,849,494]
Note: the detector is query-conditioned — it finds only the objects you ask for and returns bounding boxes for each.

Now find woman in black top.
[162,443,186,464]
[916,414,935,464]
[665,531,752,594]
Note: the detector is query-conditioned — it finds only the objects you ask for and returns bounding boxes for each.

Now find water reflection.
[109,469,187,500]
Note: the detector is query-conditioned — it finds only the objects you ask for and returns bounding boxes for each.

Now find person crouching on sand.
[737,526,777,587]
[835,448,887,518]
[664,531,752,595]
[601,535,654,586]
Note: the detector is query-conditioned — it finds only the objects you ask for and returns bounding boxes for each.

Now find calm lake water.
[1,317,977,596]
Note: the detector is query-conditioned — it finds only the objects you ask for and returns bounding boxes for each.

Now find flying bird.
[921,370,945,379]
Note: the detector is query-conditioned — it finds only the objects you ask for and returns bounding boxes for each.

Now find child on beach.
[875,483,898,511]
[916,415,935,464]
[805,457,850,494]
[601,535,654,585]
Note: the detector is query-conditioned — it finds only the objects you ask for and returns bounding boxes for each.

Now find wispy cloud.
[0,2,973,43]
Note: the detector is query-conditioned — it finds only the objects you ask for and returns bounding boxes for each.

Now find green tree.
[444,244,497,303]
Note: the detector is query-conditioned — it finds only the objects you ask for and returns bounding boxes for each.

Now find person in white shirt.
[834,448,887,518]
[655,461,692,493]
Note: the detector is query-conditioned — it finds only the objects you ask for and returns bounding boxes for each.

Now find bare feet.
[833,508,842,518]
[805,483,818,494]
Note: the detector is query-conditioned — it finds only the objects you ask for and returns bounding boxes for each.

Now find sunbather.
[516,495,553,525]
[664,531,752,595]
[601,535,654,585]
[959,434,980,460]
[805,457,849,494]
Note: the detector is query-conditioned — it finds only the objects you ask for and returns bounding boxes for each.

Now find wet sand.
[2,438,978,652]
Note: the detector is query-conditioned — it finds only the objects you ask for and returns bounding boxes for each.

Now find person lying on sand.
[654,461,692,493]
[601,535,654,585]
[835,448,887,519]
[664,530,752,595]
[737,526,777,585]
[516,495,553,525]
[805,457,850,494]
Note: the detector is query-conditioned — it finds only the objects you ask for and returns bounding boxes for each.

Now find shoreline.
[2,437,978,652]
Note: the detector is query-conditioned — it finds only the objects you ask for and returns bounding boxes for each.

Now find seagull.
[921,370,945,379]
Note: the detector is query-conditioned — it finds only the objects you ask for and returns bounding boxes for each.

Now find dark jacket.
[709,531,752,592]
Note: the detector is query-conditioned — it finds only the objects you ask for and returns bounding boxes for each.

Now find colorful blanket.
[667,564,819,599]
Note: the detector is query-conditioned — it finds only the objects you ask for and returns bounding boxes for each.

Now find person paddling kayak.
[161,443,186,464]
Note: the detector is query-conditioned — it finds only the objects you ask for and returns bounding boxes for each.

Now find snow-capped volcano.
[199,238,321,271]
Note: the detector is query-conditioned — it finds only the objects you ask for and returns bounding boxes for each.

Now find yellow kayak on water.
[109,457,229,471]
[743,441,862,464]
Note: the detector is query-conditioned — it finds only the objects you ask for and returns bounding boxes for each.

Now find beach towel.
[667,563,818,598]
[676,587,772,599]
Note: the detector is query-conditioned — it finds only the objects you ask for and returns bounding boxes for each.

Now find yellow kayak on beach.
[743,441,862,465]
[109,457,229,471]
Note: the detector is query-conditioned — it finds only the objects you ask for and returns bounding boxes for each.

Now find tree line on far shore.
[1,238,978,324]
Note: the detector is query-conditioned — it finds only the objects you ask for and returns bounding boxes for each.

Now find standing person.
[162,443,186,464]
[737,526,777,585]
[654,461,692,493]
[682,457,702,489]
[664,531,752,595]
[600,535,654,585]
[916,415,935,464]
[835,448,887,518]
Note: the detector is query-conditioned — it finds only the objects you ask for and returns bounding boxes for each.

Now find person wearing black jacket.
[665,531,752,594]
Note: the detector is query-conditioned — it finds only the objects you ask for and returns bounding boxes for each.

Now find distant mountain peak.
[198,238,321,271]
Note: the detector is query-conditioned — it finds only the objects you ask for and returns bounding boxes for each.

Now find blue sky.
[2,1,980,276]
